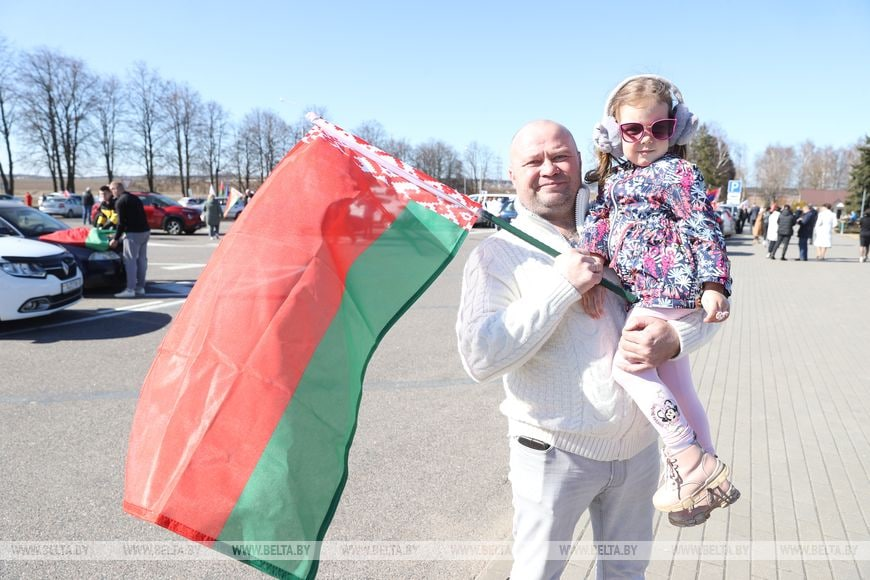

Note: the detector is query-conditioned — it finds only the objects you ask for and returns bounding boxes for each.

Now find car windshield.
[0,205,68,237]
[150,193,180,207]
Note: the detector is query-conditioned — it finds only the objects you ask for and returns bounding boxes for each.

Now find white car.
[178,196,207,212]
[716,208,735,238]
[39,193,84,217]
[0,237,83,321]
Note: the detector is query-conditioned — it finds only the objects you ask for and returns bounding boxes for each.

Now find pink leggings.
[612,306,715,454]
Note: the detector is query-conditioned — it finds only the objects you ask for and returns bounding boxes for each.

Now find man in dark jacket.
[860,209,870,263]
[770,205,796,260]
[108,181,151,298]
[795,205,818,261]
[81,187,95,225]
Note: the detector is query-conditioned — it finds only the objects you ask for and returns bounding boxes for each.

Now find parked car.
[495,199,518,229]
[0,194,23,203]
[0,236,83,321]
[135,192,204,234]
[178,196,207,212]
[0,201,124,290]
[92,192,204,235]
[39,193,84,217]
[716,208,735,238]
[217,197,245,219]
[470,193,516,227]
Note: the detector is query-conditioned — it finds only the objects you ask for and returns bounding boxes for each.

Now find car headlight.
[0,258,48,278]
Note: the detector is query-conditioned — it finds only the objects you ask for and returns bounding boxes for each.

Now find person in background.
[795,204,817,261]
[456,119,719,579]
[751,204,764,244]
[24,191,33,207]
[765,204,780,258]
[770,204,796,260]
[81,187,95,225]
[94,186,118,230]
[202,192,222,240]
[859,209,870,263]
[813,203,837,260]
[109,181,150,298]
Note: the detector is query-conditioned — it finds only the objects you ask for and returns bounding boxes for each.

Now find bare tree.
[19,48,66,190]
[162,81,202,195]
[200,100,229,194]
[127,62,166,191]
[463,141,493,195]
[93,74,125,182]
[835,145,859,190]
[0,37,17,194]
[354,120,389,149]
[414,140,462,189]
[383,137,413,164]
[755,145,796,202]
[288,104,327,144]
[239,109,292,183]
[229,127,254,192]
[55,56,96,192]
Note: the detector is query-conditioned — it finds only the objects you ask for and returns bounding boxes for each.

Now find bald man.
[456,120,717,579]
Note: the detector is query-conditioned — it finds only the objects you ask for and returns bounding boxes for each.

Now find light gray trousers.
[509,439,659,580]
[122,231,150,291]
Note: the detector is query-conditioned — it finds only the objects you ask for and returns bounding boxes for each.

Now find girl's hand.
[700,290,730,323]
[580,285,604,319]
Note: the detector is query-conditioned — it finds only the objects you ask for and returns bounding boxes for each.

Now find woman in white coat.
[765,204,780,258]
[813,203,837,260]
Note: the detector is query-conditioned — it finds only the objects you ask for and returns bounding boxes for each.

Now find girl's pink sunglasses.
[619,118,676,142]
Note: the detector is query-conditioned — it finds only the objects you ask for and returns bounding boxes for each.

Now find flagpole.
[305,113,637,304]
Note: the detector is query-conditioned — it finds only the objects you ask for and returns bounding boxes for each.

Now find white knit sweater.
[456,193,716,461]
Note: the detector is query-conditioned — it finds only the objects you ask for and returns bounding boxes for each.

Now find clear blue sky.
[3,0,869,184]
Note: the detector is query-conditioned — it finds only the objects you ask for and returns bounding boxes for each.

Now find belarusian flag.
[39,226,115,251]
[224,186,244,218]
[123,117,479,579]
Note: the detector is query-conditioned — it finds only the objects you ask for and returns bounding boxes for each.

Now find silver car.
[39,193,84,217]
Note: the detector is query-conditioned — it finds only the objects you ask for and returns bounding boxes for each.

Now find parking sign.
[727,180,742,204]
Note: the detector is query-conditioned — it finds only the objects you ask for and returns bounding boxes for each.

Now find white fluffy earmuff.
[591,74,699,156]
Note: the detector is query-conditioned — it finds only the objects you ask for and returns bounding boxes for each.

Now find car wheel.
[164,218,184,235]
[66,209,74,217]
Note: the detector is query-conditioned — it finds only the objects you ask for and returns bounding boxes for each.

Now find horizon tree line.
[0,37,865,208]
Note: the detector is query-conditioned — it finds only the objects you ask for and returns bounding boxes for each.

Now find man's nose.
[541,157,560,174]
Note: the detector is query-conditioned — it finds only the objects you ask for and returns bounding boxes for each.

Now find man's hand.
[617,316,681,372]
[553,251,602,295]
[109,239,119,250]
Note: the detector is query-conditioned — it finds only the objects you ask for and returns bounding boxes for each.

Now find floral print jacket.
[580,155,732,308]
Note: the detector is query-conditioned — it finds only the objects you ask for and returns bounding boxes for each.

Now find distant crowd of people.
[742,201,868,262]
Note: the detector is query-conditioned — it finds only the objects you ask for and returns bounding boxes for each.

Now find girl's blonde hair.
[585,77,687,189]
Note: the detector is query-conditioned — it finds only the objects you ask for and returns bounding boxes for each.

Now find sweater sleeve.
[668,309,720,359]
[456,238,581,383]
[113,196,127,242]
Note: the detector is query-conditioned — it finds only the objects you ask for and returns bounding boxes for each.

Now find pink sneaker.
[652,442,734,514]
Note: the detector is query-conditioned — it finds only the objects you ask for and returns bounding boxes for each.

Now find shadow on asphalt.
[0,310,174,343]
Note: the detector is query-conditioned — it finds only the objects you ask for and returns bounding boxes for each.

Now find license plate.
[62,278,83,293]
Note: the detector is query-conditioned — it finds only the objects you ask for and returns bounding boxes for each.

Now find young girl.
[579,75,739,527]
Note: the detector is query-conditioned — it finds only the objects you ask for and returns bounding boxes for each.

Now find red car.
[91,192,204,235]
